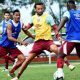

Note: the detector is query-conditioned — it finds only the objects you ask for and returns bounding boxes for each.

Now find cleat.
[9,72,16,78]
[56,77,64,80]
[53,70,64,80]
[68,65,75,71]
[11,77,18,80]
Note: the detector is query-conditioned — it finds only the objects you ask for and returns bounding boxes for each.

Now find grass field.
[0,62,80,80]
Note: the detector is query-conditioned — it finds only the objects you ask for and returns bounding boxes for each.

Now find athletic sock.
[57,58,64,68]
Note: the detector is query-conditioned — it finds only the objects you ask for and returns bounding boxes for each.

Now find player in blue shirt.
[0,9,34,80]
[0,11,15,71]
[54,0,80,80]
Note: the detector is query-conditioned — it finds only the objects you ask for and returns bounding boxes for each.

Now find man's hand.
[57,37,63,44]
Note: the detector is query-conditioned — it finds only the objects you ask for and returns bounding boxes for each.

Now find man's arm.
[46,14,61,40]
[52,24,61,39]
[23,23,33,30]
[58,17,68,31]
[22,23,35,39]
[22,29,35,39]
[7,24,27,45]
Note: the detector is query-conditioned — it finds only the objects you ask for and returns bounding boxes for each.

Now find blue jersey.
[66,9,80,41]
[0,20,21,48]
[1,19,11,34]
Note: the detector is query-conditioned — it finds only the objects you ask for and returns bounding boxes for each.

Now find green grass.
[0,62,80,80]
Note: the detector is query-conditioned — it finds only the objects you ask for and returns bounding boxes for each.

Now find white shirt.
[11,20,23,28]
[63,11,70,19]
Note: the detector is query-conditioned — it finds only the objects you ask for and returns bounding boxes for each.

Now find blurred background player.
[0,11,15,71]
[54,0,80,80]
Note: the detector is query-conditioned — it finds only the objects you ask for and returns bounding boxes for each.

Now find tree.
[0,0,4,3]
[32,0,41,3]
[11,0,16,1]
[0,0,17,3]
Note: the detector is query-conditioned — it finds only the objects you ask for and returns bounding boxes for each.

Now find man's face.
[13,12,20,22]
[67,3,76,10]
[4,13,10,21]
[35,5,44,16]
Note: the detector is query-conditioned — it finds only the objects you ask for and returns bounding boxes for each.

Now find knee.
[19,56,25,63]
[21,57,26,63]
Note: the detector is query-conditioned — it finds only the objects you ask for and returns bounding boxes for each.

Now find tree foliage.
[0,0,4,3]
[0,0,17,3]
[32,0,42,3]
[11,0,16,2]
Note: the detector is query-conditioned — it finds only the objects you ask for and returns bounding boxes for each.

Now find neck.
[13,19,19,23]
[36,13,43,16]
[68,7,76,10]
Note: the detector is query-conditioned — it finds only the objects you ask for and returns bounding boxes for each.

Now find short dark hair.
[67,0,75,5]
[13,9,20,15]
[34,2,44,8]
[4,10,10,15]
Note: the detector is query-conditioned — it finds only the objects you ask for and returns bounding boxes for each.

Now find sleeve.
[46,14,55,26]
[7,22,12,26]
[63,11,70,19]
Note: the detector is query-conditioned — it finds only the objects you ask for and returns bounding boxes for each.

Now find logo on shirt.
[74,13,80,20]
